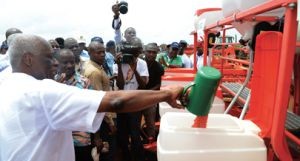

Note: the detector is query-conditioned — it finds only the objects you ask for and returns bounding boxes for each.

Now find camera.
[112,1,128,14]
[118,1,128,14]
[120,42,140,64]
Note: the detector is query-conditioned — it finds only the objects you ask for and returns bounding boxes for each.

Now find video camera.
[119,41,141,64]
[112,1,128,14]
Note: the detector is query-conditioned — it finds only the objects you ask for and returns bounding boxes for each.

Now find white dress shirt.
[0,73,105,161]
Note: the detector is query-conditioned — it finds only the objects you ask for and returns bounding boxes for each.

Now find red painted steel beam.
[243,15,280,22]
[271,4,297,161]
[294,54,300,114]
[205,0,297,30]
[195,8,221,16]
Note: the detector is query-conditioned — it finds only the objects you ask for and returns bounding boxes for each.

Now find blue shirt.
[80,50,90,62]
[105,52,115,76]
[0,54,10,72]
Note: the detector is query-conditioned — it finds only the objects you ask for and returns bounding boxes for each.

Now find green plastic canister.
[183,66,221,116]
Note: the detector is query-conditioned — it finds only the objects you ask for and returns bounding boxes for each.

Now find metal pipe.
[239,91,251,119]
[224,48,253,114]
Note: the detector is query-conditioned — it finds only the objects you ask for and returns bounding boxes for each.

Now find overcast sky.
[0,0,231,45]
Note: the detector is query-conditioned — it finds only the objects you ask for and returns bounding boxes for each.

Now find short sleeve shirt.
[113,58,149,90]
[0,73,105,161]
[146,61,164,90]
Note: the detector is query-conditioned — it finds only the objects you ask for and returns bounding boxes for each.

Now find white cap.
[78,35,86,44]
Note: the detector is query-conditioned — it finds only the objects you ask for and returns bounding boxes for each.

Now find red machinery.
[198,0,300,160]
[158,1,299,160]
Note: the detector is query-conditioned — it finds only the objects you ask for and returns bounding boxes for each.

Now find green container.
[183,66,221,116]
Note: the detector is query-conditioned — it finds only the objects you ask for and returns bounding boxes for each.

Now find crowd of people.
[0,28,186,161]
[0,5,206,161]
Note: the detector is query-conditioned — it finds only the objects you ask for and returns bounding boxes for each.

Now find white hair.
[6,33,21,47]
[9,34,50,70]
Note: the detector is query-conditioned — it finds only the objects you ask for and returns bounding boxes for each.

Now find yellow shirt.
[82,60,116,125]
[82,60,110,91]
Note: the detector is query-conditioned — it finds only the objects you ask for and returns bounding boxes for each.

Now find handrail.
[219,56,250,65]
[211,43,240,46]
[285,130,300,145]
[243,15,280,22]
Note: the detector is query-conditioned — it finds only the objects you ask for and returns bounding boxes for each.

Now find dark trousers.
[99,120,117,161]
[74,145,93,161]
[117,112,145,161]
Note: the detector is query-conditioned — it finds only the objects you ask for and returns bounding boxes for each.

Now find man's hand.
[108,124,117,135]
[115,52,122,64]
[161,85,185,109]
[159,57,168,67]
[94,138,104,153]
[91,147,100,161]
[129,58,137,71]
[55,73,66,83]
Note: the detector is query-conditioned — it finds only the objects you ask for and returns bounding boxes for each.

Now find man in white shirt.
[190,46,210,70]
[113,37,148,161]
[0,34,184,161]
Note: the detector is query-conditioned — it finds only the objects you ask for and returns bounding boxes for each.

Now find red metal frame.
[294,54,300,115]
[165,1,299,160]
[205,0,297,30]
[201,0,298,160]
[270,5,297,161]
[195,8,221,16]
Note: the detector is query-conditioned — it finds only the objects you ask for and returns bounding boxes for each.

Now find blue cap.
[91,36,104,44]
[170,42,180,49]
[1,42,8,49]
[179,40,187,46]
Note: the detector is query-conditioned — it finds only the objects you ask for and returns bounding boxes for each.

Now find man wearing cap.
[142,43,164,144]
[158,42,183,69]
[78,36,89,62]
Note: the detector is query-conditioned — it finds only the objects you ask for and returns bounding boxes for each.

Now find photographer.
[113,37,148,161]
[112,1,136,45]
